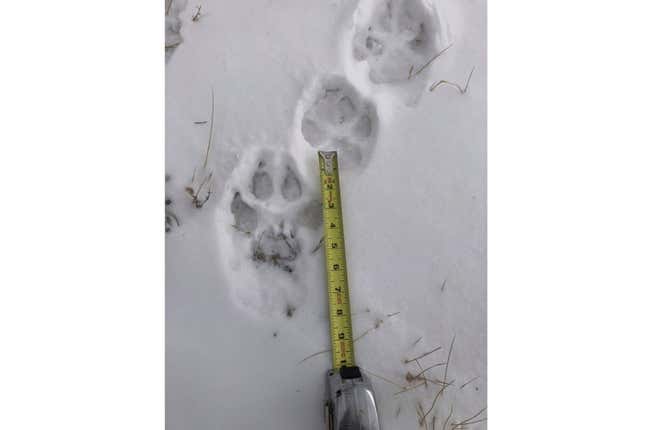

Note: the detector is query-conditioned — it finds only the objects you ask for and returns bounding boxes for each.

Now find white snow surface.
[166,0,486,429]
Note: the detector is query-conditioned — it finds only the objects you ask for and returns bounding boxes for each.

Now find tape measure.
[318,151,355,370]
[319,151,382,430]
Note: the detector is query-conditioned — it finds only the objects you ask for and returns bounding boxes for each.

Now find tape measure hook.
[320,151,337,176]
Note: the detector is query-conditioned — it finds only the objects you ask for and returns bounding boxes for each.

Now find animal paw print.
[300,75,378,166]
[165,0,186,62]
[217,147,322,318]
[352,0,444,83]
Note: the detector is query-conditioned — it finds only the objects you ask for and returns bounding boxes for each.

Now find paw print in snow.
[217,147,322,318]
[352,0,444,83]
[165,0,187,62]
[300,75,378,166]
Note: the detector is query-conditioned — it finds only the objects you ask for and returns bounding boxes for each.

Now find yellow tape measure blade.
[318,151,355,370]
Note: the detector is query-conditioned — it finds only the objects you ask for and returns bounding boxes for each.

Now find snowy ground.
[166,0,486,428]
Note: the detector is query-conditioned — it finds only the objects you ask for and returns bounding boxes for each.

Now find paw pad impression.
[352,0,444,83]
[300,75,378,166]
[219,147,322,317]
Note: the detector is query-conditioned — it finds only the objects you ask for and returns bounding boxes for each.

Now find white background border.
[489,1,645,427]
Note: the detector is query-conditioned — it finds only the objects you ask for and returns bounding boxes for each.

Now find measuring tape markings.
[318,151,355,370]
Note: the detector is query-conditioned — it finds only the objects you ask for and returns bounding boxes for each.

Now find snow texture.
[300,75,378,167]
[352,0,445,83]
[217,147,322,317]
[166,0,486,429]
[165,0,187,62]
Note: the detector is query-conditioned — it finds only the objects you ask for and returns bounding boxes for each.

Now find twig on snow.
[186,88,215,208]
[430,67,475,94]
[451,407,487,429]
[419,382,452,426]
[311,236,324,254]
[360,367,406,390]
[409,43,453,79]
[192,5,202,21]
[459,376,480,390]
[442,405,454,430]
[405,346,442,364]
[442,335,456,387]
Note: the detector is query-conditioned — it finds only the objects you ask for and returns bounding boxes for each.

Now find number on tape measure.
[318,151,356,370]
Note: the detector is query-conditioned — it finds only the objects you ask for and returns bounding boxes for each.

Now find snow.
[216,146,323,317]
[300,74,378,166]
[165,0,187,62]
[351,0,446,84]
[166,0,486,428]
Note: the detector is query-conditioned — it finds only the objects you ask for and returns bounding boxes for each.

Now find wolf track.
[299,75,379,167]
[216,147,322,318]
[352,0,444,83]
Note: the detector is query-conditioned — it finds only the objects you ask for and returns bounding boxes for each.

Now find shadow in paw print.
[352,0,444,83]
[252,161,273,200]
[218,146,323,317]
[301,75,378,166]
[228,148,321,273]
[282,167,302,201]
[231,192,258,233]
[252,228,301,274]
